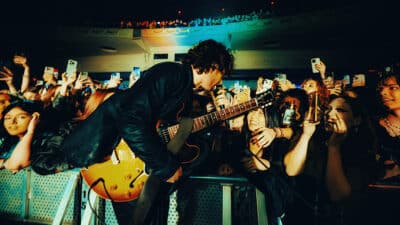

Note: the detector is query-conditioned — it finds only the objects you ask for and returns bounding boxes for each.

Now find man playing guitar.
[34,39,235,225]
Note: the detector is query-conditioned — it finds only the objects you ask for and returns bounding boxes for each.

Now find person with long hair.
[284,93,379,225]
[376,73,400,180]
[0,101,44,172]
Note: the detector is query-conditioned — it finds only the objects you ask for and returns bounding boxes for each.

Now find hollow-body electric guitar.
[80,90,274,202]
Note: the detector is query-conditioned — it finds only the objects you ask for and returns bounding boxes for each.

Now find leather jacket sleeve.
[31,131,72,175]
[118,62,193,181]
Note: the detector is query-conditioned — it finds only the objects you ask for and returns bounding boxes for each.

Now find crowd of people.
[119,9,269,29]
[0,39,399,225]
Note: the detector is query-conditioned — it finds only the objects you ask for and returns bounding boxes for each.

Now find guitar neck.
[192,98,259,132]
[166,98,259,138]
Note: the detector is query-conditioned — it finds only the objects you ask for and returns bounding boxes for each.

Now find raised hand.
[250,127,277,150]
[327,113,348,147]
[107,76,122,89]
[275,78,295,92]
[27,112,40,135]
[247,108,266,132]
[62,71,77,86]
[13,55,28,67]
[0,66,14,83]
[315,60,326,79]
[74,72,92,90]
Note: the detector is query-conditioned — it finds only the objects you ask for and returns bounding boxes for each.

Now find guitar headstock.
[256,89,275,108]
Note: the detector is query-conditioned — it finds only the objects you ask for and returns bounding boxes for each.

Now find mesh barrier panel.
[1,171,264,225]
[167,191,179,225]
[174,179,223,225]
[104,200,119,225]
[29,170,78,224]
[0,169,26,218]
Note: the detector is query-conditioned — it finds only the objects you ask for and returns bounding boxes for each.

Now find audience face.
[280,96,302,121]
[0,93,11,117]
[302,79,318,94]
[3,106,32,137]
[325,97,356,131]
[379,76,400,112]
[42,72,55,83]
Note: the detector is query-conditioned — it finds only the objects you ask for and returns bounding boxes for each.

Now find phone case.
[311,58,320,73]
[66,60,78,76]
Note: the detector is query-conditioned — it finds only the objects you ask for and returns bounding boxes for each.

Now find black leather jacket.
[54,62,194,181]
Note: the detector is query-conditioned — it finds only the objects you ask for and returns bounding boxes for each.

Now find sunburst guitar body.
[80,139,149,202]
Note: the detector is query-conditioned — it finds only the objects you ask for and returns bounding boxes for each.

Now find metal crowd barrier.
[1,168,268,225]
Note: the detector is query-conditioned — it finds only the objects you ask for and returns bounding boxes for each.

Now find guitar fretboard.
[165,98,259,140]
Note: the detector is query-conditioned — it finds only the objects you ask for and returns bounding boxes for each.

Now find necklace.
[384,117,400,130]
[384,117,400,137]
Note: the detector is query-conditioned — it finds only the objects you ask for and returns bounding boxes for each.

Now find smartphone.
[343,75,351,87]
[44,66,54,75]
[132,66,141,77]
[66,59,78,77]
[311,57,321,73]
[262,79,273,91]
[80,72,89,79]
[110,72,120,80]
[352,74,366,87]
[36,80,44,86]
[275,73,287,82]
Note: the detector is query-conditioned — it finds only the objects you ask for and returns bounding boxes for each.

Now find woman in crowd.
[240,87,312,225]
[0,67,108,172]
[376,73,400,180]
[0,101,48,172]
[284,93,379,225]
[371,72,400,225]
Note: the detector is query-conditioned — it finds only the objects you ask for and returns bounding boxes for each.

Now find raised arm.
[13,55,30,93]
[283,120,317,176]
[325,114,351,201]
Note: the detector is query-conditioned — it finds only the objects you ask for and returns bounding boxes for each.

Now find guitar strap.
[166,117,193,155]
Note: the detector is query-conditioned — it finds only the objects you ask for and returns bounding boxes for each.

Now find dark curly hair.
[182,39,234,76]
[376,73,400,117]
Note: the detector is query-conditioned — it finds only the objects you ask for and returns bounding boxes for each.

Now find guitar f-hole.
[129,170,144,188]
